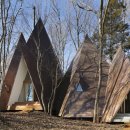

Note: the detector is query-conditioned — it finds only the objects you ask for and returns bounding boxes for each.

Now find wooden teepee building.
[0,19,62,114]
[59,36,109,118]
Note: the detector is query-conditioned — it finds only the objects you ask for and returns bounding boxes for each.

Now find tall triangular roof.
[24,18,63,113]
[59,38,109,117]
[0,19,63,113]
[0,34,26,110]
[102,47,130,122]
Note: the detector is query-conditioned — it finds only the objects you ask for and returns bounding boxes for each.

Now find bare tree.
[93,0,104,123]
[0,0,23,82]
[75,0,111,122]
[93,0,111,123]
[67,0,96,50]
[48,0,68,72]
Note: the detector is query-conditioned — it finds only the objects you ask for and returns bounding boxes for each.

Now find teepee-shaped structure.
[0,19,62,114]
[59,37,109,118]
[22,18,62,114]
[0,34,36,110]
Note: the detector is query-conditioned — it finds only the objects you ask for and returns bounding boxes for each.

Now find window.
[76,83,83,92]
[75,78,89,92]
[26,83,33,101]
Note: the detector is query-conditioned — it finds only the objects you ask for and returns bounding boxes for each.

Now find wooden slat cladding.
[102,47,130,122]
[0,34,25,110]
[59,40,109,117]
[105,47,125,103]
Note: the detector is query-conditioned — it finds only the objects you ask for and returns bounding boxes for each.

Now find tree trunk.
[93,0,104,123]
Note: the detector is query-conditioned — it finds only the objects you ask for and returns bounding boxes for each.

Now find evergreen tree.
[92,0,129,61]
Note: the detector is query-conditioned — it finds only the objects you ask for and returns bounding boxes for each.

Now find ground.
[0,111,124,130]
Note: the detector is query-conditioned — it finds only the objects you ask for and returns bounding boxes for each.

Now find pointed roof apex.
[84,34,92,43]
[37,17,42,23]
[19,33,25,39]
[35,17,44,29]
[18,33,26,45]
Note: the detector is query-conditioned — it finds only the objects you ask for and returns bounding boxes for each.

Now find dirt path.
[0,111,124,130]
